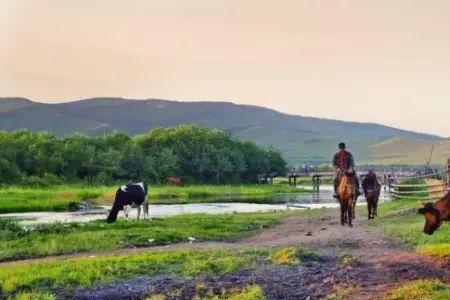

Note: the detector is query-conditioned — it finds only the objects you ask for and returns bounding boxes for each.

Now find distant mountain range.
[0,97,446,165]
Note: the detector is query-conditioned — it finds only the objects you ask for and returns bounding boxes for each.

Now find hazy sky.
[1,0,450,136]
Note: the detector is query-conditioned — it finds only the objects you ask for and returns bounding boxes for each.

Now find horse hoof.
[349,223,353,228]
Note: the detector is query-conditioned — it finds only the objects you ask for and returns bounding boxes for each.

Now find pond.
[0,185,391,225]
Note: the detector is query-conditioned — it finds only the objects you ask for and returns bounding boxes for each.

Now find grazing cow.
[337,171,358,227]
[106,182,149,223]
[418,193,450,235]
[166,177,182,185]
[362,170,381,219]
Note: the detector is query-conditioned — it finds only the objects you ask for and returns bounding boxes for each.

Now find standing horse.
[337,172,358,227]
[362,173,381,219]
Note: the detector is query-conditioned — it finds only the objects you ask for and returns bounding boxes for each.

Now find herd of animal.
[336,170,381,227]
[105,174,448,237]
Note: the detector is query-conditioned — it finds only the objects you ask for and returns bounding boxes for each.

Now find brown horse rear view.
[337,172,357,227]
[362,173,381,219]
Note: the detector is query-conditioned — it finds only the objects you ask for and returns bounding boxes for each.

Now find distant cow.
[106,182,149,223]
[166,177,182,185]
[419,193,450,235]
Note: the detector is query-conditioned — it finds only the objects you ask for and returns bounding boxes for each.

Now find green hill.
[0,97,444,165]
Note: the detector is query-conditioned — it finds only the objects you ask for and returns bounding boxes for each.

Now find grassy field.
[0,210,319,261]
[369,197,450,262]
[0,184,306,213]
[0,246,316,299]
[0,248,265,299]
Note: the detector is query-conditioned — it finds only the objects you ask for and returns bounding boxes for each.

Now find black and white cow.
[106,182,149,223]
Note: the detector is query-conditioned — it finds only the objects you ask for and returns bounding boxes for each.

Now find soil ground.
[3,210,450,299]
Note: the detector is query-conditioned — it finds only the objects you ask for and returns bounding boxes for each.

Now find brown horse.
[337,172,358,227]
[166,177,183,185]
[362,173,381,219]
[418,192,450,235]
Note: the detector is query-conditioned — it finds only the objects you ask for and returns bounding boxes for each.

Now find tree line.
[0,125,287,185]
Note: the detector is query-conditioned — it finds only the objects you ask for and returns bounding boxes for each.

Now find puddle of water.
[0,185,391,225]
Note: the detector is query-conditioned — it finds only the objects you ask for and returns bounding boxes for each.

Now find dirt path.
[4,211,450,299]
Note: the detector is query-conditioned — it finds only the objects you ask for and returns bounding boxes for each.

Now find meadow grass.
[0,210,317,261]
[0,184,306,213]
[367,198,450,262]
[0,248,268,299]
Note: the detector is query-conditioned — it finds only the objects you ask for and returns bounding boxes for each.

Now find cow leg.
[137,206,141,220]
[143,201,149,220]
[124,205,131,221]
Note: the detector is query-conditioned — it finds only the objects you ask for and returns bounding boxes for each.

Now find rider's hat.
[338,142,346,149]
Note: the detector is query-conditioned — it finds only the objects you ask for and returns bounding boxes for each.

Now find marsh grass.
[0,184,306,213]
[0,211,300,261]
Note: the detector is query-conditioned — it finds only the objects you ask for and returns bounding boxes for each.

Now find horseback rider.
[332,142,361,198]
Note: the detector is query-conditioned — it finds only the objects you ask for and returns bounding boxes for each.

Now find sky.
[0,0,450,136]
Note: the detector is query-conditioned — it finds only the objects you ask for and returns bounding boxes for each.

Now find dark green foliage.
[0,126,286,185]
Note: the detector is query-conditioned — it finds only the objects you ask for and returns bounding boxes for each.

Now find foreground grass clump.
[148,284,267,300]
[0,249,265,298]
[0,184,305,213]
[9,292,55,300]
[267,247,300,265]
[267,246,321,266]
[0,211,293,261]
[385,279,450,300]
[369,198,450,261]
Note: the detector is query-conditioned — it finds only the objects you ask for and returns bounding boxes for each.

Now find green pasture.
[0,246,317,299]
[0,210,324,261]
[370,198,450,262]
[0,184,309,213]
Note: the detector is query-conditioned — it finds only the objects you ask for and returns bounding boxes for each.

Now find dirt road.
[4,211,450,299]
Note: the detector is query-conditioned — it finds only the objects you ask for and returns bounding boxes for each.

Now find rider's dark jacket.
[332,150,355,170]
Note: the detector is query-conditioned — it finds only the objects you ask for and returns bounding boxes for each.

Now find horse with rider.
[332,142,361,227]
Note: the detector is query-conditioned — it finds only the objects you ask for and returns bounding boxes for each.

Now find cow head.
[418,202,442,235]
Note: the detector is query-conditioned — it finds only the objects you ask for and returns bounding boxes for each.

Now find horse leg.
[340,203,346,226]
[348,203,353,227]
[137,205,141,220]
[374,200,378,217]
[367,200,372,220]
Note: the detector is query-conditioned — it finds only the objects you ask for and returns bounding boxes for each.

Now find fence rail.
[390,173,448,201]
